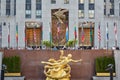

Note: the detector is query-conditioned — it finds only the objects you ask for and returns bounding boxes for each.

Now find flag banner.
[81,24,85,43]
[90,24,93,43]
[114,22,117,41]
[50,23,52,44]
[74,26,77,40]
[34,27,37,43]
[16,23,18,47]
[66,22,69,42]
[106,23,109,41]
[57,22,60,34]
[8,23,10,48]
[98,23,101,41]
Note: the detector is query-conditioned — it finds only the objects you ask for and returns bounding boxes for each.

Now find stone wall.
[1,49,113,80]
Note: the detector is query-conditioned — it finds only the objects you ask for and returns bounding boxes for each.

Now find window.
[36,0,42,18]
[89,0,94,18]
[25,0,31,18]
[104,0,106,15]
[78,10,84,18]
[109,0,114,15]
[0,24,2,47]
[14,0,16,15]
[89,10,94,18]
[89,0,94,3]
[78,0,84,18]
[64,0,69,4]
[6,0,11,16]
[0,0,1,16]
[79,0,84,3]
[119,3,120,16]
[51,0,56,4]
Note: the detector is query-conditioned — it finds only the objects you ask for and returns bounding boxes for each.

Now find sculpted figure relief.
[41,50,82,80]
[53,8,68,24]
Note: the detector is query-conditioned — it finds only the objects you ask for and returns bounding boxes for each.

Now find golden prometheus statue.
[41,50,82,80]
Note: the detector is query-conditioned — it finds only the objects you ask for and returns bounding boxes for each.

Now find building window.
[119,3,120,16]
[36,0,42,18]
[89,0,94,3]
[89,0,95,18]
[25,0,31,18]
[0,0,1,16]
[0,24,2,47]
[78,0,84,18]
[109,0,114,15]
[6,0,11,16]
[51,0,56,4]
[14,0,16,15]
[64,0,69,4]
[104,0,106,15]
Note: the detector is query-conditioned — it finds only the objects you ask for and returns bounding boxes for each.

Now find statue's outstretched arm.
[71,59,82,62]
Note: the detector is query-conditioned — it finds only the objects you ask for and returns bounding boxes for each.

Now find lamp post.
[1,64,7,80]
[106,64,114,80]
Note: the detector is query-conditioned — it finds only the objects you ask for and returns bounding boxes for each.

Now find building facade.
[0,0,120,49]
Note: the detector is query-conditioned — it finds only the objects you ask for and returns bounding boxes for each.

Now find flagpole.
[114,22,117,48]
[81,23,84,50]
[98,22,101,49]
[8,23,10,49]
[49,22,52,50]
[16,23,18,49]
[106,23,109,50]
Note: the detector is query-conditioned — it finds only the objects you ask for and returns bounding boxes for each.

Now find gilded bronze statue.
[41,50,82,80]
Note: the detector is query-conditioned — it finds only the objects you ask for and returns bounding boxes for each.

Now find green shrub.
[42,40,54,47]
[65,40,77,47]
[95,56,115,73]
[2,56,21,73]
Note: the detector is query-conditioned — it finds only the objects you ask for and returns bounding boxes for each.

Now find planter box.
[96,73,116,76]
[5,73,21,76]
[5,76,25,80]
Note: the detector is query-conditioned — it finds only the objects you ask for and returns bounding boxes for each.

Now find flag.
[57,22,60,34]
[66,22,69,42]
[33,27,37,43]
[74,26,77,40]
[24,28,27,47]
[106,23,109,41]
[50,23,52,44]
[8,23,10,48]
[16,23,18,47]
[114,22,117,41]
[98,23,101,41]
[90,24,93,43]
[81,24,85,43]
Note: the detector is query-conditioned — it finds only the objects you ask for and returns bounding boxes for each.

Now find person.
[41,50,82,80]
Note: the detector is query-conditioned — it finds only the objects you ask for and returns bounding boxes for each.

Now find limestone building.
[0,0,120,49]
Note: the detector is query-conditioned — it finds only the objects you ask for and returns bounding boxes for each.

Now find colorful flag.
[16,23,18,47]
[24,28,27,47]
[66,22,69,42]
[106,23,109,41]
[50,23,52,44]
[57,22,60,34]
[81,24,85,43]
[74,26,77,40]
[8,23,10,48]
[114,22,117,41]
[98,23,101,41]
[90,24,93,43]
[33,27,37,43]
